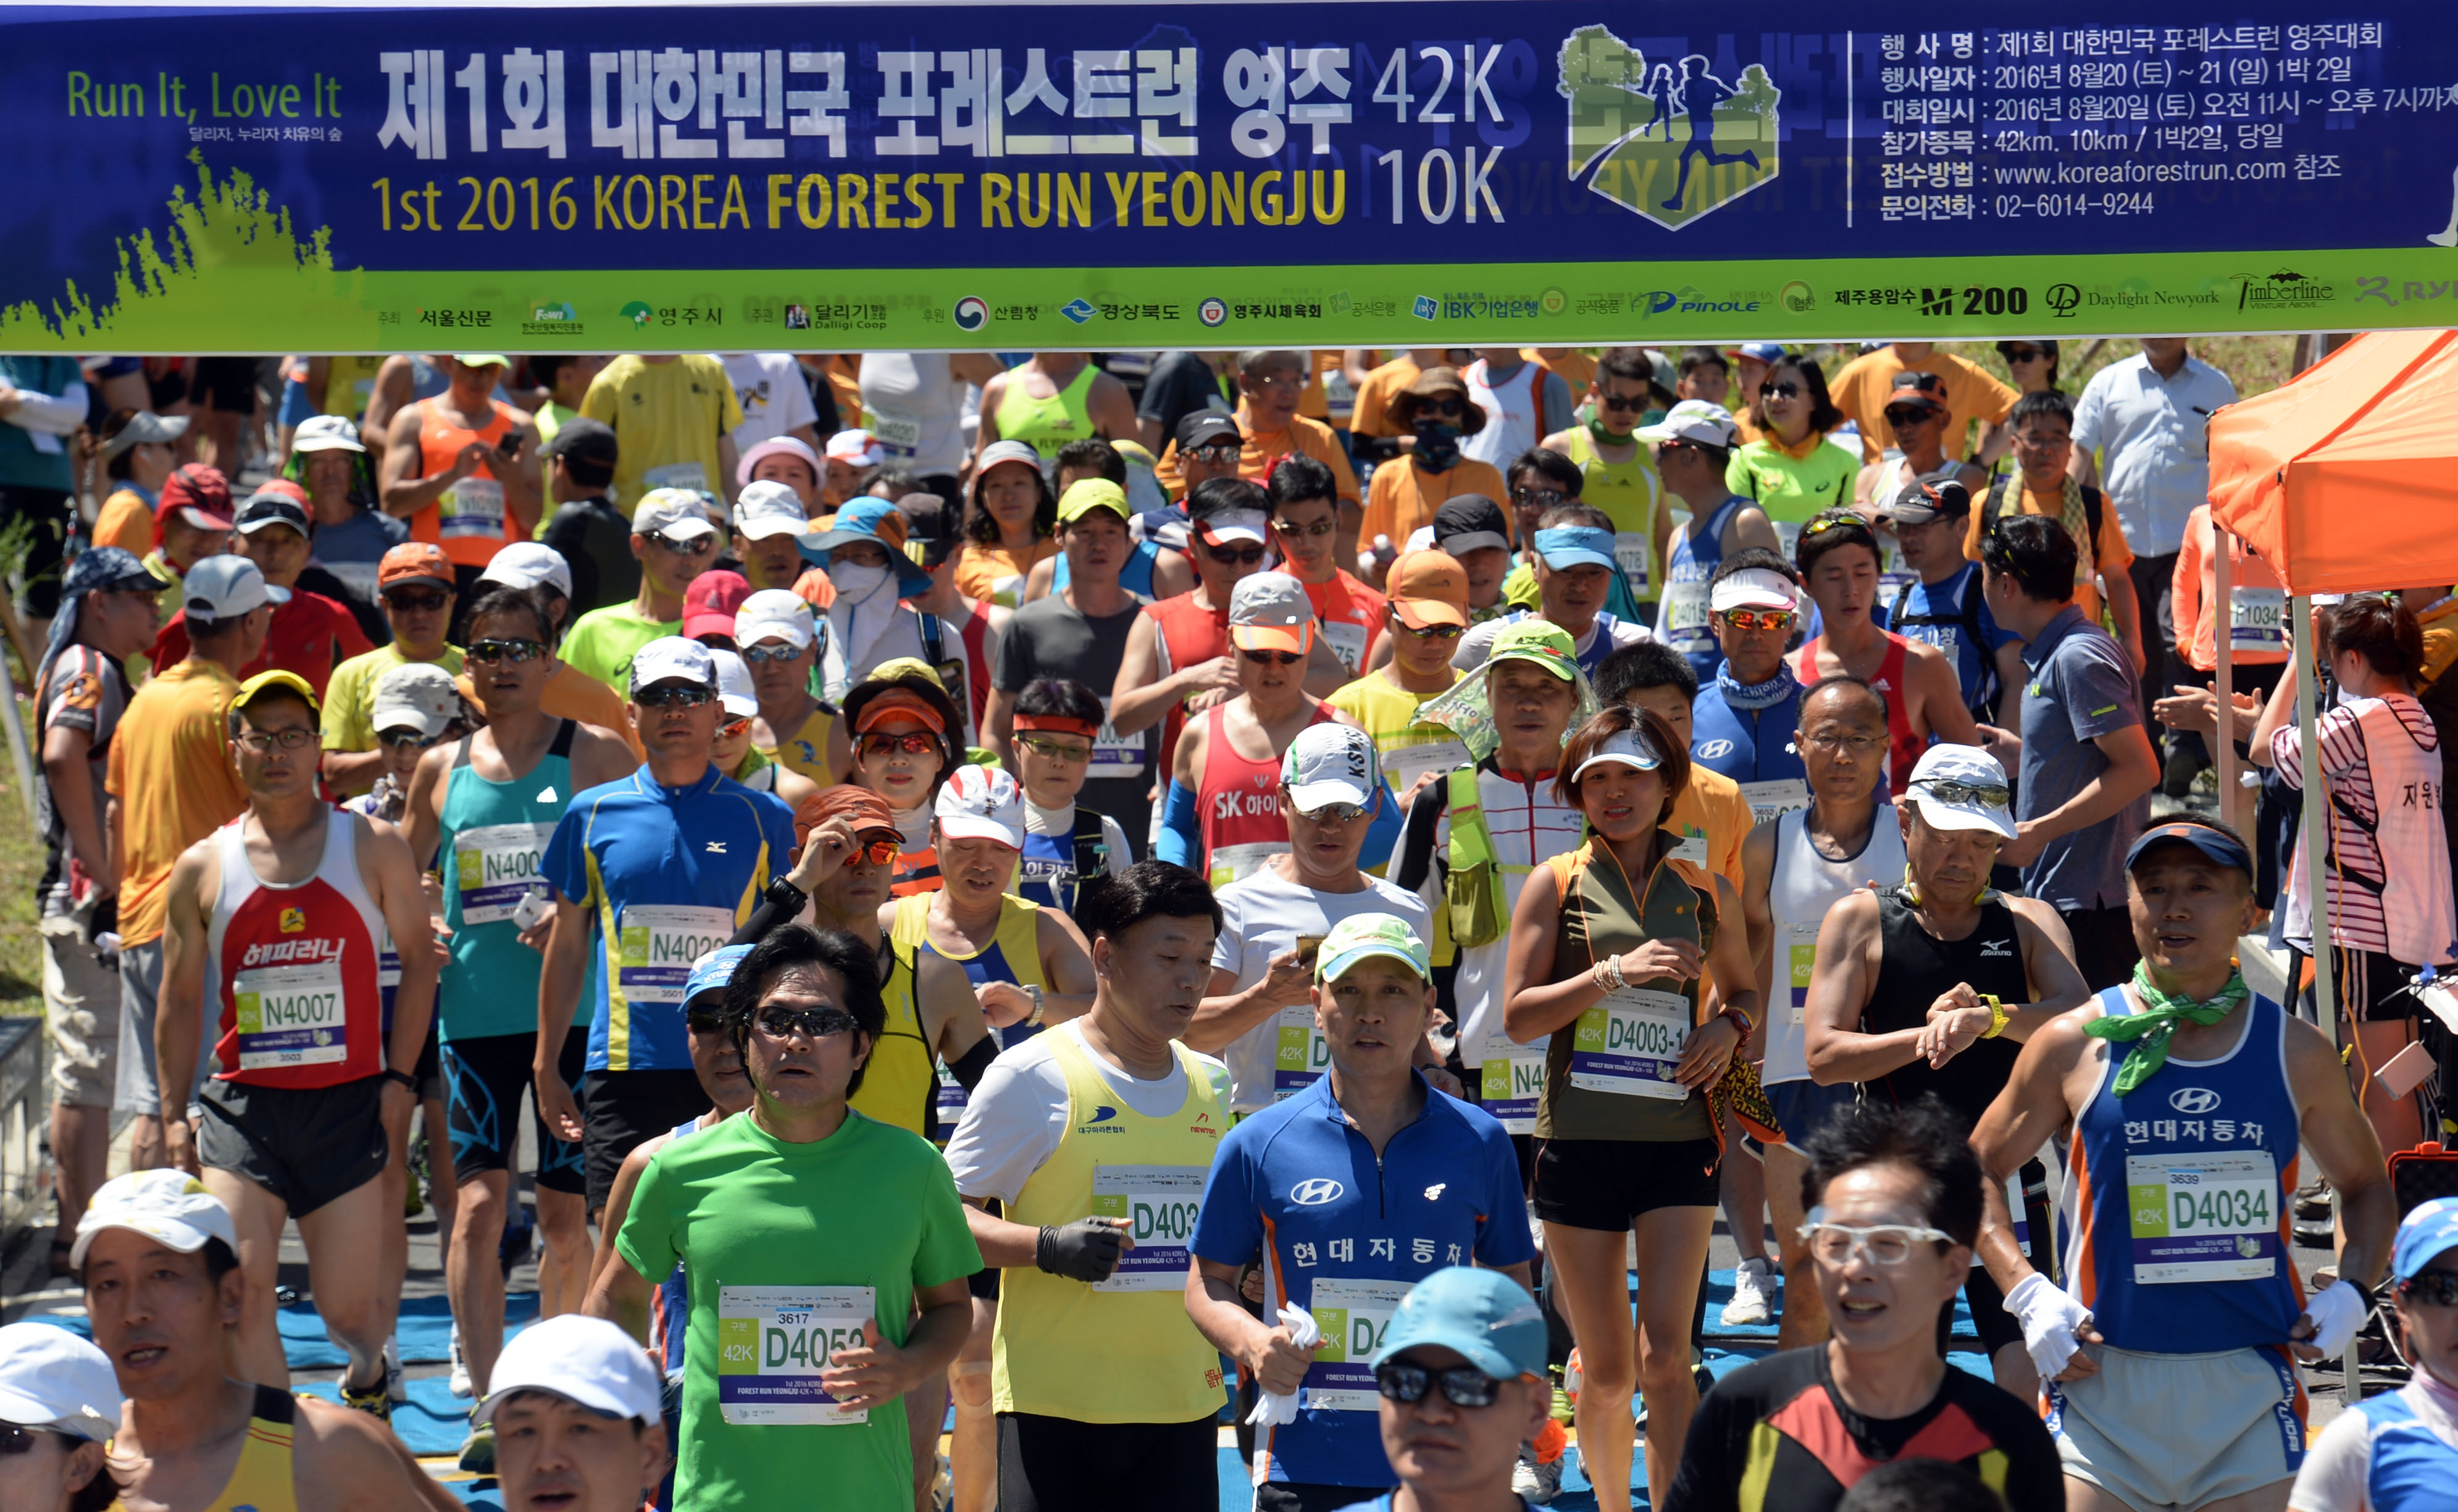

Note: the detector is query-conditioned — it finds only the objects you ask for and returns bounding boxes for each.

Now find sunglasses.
[1883,405,1939,428]
[1413,398,1466,419]
[1240,648,1303,666]
[842,837,901,866]
[718,716,752,738]
[1716,608,1794,632]
[1374,1361,1507,1408]
[383,589,449,613]
[1294,800,1372,824]
[1596,391,1647,412]
[1397,619,1465,640]
[742,641,805,664]
[1912,778,2011,809]
[635,684,714,708]
[1511,487,1569,510]
[237,726,317,751]
[1273,515,1336,539]
[2402,1269,2458,1308]
[1765,380,1805,400]
[1186,443,1242,465]
[0,1422,63,1456]
[1203,542,1268,567]
[2000,346,2047,362]
[753,1005,859,1040]
[466,637,548,664]
[649,532,717,555]
[1018,736,1094,763]
[377,729,440,751]
[859,731,940,758]
[685,1011,727,1035]
[1800,1220,1954,1266]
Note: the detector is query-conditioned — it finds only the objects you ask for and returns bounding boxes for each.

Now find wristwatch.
[381,1068,417,1092]
[763,875,809,913]
[1026,984,1046,1027]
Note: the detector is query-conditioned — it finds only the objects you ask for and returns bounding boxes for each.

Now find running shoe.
[458,1426,496,1476]
[1720,1257,1774,1327]
[448,1325,475,1398]
[338,1372,393,1421]
[1513,1445,1563,1504]
[384,1335,405,1403]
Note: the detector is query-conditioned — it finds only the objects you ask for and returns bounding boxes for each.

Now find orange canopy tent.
[2207,328,2458,595]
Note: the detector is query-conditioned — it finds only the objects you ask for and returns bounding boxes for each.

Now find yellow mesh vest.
[992,1029,1228,1422]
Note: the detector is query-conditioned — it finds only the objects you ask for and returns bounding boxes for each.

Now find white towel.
[1243,1304,1323,1429]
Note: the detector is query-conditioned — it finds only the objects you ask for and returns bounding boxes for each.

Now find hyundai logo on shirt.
[2169,1087,2222,1114]
[1290,1178,1346,1206]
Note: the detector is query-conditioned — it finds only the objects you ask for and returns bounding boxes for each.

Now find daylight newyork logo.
[1559,26,1779,230]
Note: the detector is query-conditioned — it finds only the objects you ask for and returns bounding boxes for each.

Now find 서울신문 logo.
[1560,27,1779,230]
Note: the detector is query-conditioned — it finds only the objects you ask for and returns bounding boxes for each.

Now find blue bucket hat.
[802,498,932,595]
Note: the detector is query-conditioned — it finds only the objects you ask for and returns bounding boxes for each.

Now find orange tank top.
[1148,591,1230,780]
[412,398,524,568]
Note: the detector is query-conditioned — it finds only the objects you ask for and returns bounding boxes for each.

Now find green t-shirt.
[320,643,466,752]
[1724,436,1860,527]
[562,605,679,693]
[616,1110,981,1512]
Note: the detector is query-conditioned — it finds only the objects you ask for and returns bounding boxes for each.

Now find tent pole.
[2293,593,2357,1403]
[2213,527,2237,831]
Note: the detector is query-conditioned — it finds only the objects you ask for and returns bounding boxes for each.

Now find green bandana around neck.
[2083,963,2251,1096]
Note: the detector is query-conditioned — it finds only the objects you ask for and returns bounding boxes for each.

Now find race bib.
[1477,1031,1545,1135]
[989,574,1024,610]
[1662,580,1711,653]
[378,935,401,1024]
[232,958,349,1071]
[617,904,737,1006]
[1668,830,1710,869]
[1380,737,1470,796]
[1089,1164,1209,1293]
[2125,1148,2279,1284]
[1786,921,1820,1027]
[1321,369,1359,422]
[1567,987,1692,1100]
[2008,1169,2031,1248]
[1090,695,1145,779]
[716,1285,876,1425]
[2229,586,2287,655]
[1207,842,1285,891]
[453,822,558,925]
[1613,532,1653,602]
[1302,1278,1411,1411]
[1773,519,1804,556]
[643,460,709,494]
[934,1063,966,1132]
[1321,619,1369,675]
[1274,1004,1331,1100]
[438,476,505,539]
[1739,779,1812,827]
[865,411,924,454]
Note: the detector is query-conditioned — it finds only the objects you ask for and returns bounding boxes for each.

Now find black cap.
[235,491,311,536]
[1176,410,1242,450]
[893,492,960,569]
[1431,495,1511,556]
[541,416,619,467]
[1879,478,1971,525]
[2125,819,2254,879]
[1886,371,1949,413]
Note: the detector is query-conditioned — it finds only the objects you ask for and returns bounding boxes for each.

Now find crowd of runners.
[10,341,2458,1512]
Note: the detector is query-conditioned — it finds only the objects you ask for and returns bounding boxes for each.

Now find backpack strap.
[919,612,944,667]
[1070,807,1112,896]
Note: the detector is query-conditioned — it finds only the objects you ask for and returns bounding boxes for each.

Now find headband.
[1013,713,1101,739]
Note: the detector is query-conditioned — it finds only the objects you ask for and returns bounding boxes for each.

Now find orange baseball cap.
[378,541,455,591]
[1386,549,1470,630]
[852,687,946,735]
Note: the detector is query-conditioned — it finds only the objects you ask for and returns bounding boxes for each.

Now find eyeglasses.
[1765,380,1805,401]
[1294,800,1372,824]
[1186,443,1242,466]
[1396,620,1465,640]
[1804,732,1884,753]
[2401,1269,2458,1308]
[1511,487,1568,510]
[1716,608,1795,632]
[1800,1220,1954,1266]
[742,641,805,664]
[1413,398,1465,419]
[1596,391,1647,412]
[753,1005,859,1040]
[377,729,440,751]
[649,532,717,556]
[236,727,317,751]
[1912,778,2011,809]
[2012,430,2068,450]
[1374,1361,1506,1408]
[1018,736,1094,763]
[466,637,548,664]
[635,685,714,708]
[1274,516,1336,540]
[1241,648,1303,666]
[860,732,939,758]
[1250,373,1305,394]
[1203,542,1268,567]
[383,589,449,614]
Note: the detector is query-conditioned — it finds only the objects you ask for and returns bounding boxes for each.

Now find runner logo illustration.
[1559,26,1779,230]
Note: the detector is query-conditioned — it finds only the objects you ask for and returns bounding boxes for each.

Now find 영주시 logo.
[619,300,654,328]
[952,296,988,331]
[1560,26,1779,230]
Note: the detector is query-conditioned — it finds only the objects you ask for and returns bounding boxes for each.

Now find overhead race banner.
[4,2,2457,351]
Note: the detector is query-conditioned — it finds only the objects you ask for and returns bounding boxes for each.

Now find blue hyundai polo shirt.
[1190,1070,1534,1489]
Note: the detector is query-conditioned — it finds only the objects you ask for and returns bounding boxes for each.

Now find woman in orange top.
[953,439,1059,608]
[89,409,185,558]
[1360,366,1509,554]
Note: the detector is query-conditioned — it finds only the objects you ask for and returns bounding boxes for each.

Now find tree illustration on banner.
[1559,25,1780,231]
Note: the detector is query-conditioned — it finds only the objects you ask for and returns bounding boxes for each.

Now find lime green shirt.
[1724,436,1859,527]
[320,643,466,751]
[561,605,679,693]
[616,1111,982,1512]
